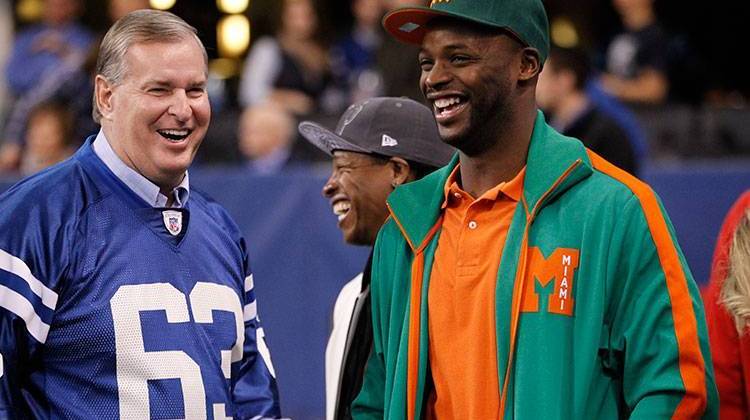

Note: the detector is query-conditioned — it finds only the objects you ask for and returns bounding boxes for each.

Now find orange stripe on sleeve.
[587,151,707,417]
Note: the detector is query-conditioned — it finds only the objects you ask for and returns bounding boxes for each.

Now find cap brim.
[298,121,371,156]
[382,7,457,45]
[383,6,530,51]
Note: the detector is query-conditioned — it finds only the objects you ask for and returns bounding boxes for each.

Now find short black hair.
[548,45,592,90]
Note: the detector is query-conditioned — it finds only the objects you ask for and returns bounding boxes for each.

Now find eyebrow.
[141,80,207,89]
[142,80,171,87]
[420,43,471,55]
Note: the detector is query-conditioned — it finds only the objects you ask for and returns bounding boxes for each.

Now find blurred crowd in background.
[0,0,747,179]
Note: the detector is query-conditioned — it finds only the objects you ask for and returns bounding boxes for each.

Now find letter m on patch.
[521,247,580,316]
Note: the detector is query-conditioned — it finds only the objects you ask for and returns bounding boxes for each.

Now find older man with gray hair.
[0,10,281,418]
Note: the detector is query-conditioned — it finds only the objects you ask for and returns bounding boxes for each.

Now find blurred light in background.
[149,0,177,10]
[209,57,240,80]
[217,14,250,58]
[217,0,249,14]
[550,16,579,48]
[15,0,43,22]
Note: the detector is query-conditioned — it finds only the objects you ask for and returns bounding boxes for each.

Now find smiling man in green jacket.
[352,0,718,419]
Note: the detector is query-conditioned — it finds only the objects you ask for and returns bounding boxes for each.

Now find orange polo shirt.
[427,164,525,419]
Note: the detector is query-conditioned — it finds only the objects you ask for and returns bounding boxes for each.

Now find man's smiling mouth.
[157,129,191,142]
[433,96,467,120]
[333,201,351,222]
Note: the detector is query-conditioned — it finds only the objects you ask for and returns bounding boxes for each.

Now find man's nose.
[424,60,452,90]
[322,174,337,197]
[168,90,192,121]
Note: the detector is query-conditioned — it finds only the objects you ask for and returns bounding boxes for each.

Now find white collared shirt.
[92,130,189,208]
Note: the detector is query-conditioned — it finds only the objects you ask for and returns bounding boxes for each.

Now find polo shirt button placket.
[468,220,478,230]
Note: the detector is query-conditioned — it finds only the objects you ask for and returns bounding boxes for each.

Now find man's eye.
[336,166,352,176]
[451,55,469,64]
[149,88,168,94]
[188,88,205,97]
[419,59,433,71]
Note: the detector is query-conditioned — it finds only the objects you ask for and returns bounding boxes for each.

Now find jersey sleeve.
[0,184,72,415]
[608,193,718,419]
[230,237,282,419]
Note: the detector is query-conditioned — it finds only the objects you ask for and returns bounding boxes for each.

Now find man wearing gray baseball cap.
[299,96,454,420]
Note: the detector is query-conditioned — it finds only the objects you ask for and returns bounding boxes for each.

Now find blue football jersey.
[0,140,280,419]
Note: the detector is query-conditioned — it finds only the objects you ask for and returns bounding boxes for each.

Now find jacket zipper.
[498,159,583,419]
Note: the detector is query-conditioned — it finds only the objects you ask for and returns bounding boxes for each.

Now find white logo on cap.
[338,102,366,135]
[382,134,398,147]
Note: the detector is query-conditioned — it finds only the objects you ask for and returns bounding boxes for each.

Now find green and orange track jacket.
[353,112,718,419]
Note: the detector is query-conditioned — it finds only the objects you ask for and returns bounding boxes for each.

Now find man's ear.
[95,75,115,120]
[388,156,412,187]
[519,47,542,81]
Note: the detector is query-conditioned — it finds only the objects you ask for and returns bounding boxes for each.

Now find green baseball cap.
[382,0,550,63]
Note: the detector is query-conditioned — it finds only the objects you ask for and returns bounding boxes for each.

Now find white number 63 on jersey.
[111,282,260,420]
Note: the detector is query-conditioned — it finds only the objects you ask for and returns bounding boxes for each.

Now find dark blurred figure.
[18,101,75,176]
[0,41,98,173]
[239,0,333,117]
[330,0,386,106]
[537,46,638,174]
[238,102,314,174]
[4,0,94,97]
[374,0,424,102]
[0,0,11,119]
[108,0,151,22]
[599,0,669,104]
[1,0,95,172]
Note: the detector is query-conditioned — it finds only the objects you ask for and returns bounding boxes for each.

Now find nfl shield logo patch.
[162,210,183,236]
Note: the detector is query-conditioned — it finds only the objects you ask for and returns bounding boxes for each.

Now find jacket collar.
[387,110,593,250]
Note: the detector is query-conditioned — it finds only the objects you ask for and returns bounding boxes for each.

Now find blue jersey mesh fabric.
[0,139,280,418]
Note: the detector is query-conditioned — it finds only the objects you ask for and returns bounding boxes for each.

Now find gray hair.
[92,9,208,123]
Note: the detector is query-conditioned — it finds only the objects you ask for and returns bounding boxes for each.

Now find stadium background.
[2,0,749,417]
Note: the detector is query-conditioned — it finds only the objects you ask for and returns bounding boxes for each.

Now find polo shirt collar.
[92,130,190,208]
[440,164,526,209]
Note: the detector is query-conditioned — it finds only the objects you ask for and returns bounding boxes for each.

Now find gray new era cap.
[298,97,455,168]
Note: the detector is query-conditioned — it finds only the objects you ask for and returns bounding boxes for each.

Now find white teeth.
[333,201,351,220]
[434,97,462,109]
[161,129,189,136]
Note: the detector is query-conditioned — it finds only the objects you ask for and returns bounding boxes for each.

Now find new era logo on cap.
[381,134,398,147]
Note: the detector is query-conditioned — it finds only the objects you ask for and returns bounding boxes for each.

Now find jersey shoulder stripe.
[0,248,58,343]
